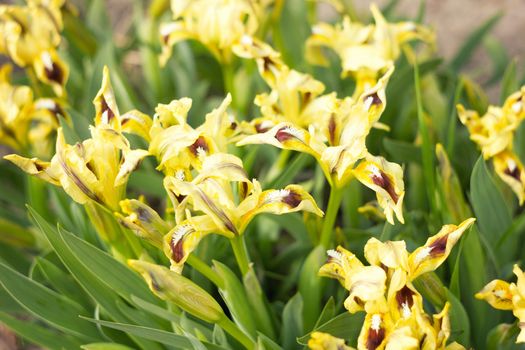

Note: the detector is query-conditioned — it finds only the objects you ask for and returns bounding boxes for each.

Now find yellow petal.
[117,199,170,248]
[93,66,120,130]
[33,50,68,96]
[493,151,525,205]
[364,238,409,271]
[319,246,364,285]
[408,218,476,279]
[120,109,153,141]
[308,332,355,350]
[115,148,149,187]
[357,311,390,350]
[3,154,60,185]
[353,155,405,225]
[343,265,387,313]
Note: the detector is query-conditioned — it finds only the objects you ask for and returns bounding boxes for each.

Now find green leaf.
[514,122,525,165]
[500,60,518,104]
[313,297,336,329]
[56,225,159,305]
[33,256,92,309]
[450,13,502,71]
[447,290,471,346]
[0,311,83,350]
[281,293,303,350]
[0,217,34,247]
[0,260,101,341]
[213,261,257,337]
[298,246,325,333]
[83,318,228,350]
[383,138,422,164]
[82,344,135,350]
[470,157,514,261]
[28,207,162,350]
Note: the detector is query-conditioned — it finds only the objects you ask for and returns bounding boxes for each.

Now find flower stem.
[218,316,255,350]
[187,254,224,289]
[230,235,250,276]
[319,186,344,248]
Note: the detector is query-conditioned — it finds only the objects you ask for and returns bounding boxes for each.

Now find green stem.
[414,61,438,214]
[319,186,344,248]
[187,254,224,289]
[219,317,255,350]
[230,235,250,276]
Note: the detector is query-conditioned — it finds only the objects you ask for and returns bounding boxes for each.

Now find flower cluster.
[458,86,525,204]
[476,264,525,343]
[0,64,68,157]
[310,218,475,349]
[306,4,434,95]
[233,37,404,224]
[0,0,68,95]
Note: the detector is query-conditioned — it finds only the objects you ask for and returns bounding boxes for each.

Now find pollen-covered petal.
[3,154,60,185]
[308,332,355,350]
[353,155,405,224]
[93,66,120,130]
[116,199,170,248]
[493,151,525,205]
[408,218,476,279]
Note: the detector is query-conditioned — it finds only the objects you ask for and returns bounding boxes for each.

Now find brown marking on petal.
[100,97,115,123]
[275,127,303,143]
[395,285,415,310]
[302,91,312,106]
[44,61,64,85]
[189,136,209,156]
[371,170,399,203]
[162,34,170,45]
[429,234,448,257]
[366,328,385,350]
[58,155,102,204]
[149,272,161,291]
[136,207,151,222]
[34,162,45,172]
[419,334,427,348]
[262,57,272,72]
[328,114,336,145]
[230,121,238,130]
[365,92,382,107]
[505,166,521,181]
[255,123,270,133]
[282,190,302,208]
[197,187,238,235]
[239,181,248,201]
[170,237,185,263]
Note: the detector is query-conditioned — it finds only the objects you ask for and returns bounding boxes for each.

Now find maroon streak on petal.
[282,190,302,208]
[189,136,209,156]
[429,234,448,257]
[371,170,399,203]
[366,327,385,350]
[364,92,382,107]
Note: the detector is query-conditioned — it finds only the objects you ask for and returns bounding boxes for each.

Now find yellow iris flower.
[0,64,68,157]
[162,152,323,272]
[458,86,525,204]
[306,4,434,94]
[0,0,69,95]
[4,67,148,211]
[476,264,525,343]
[148,94,239,176]
[315,218,475,349]
[234,39,403,223]
[159,0,264,65]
